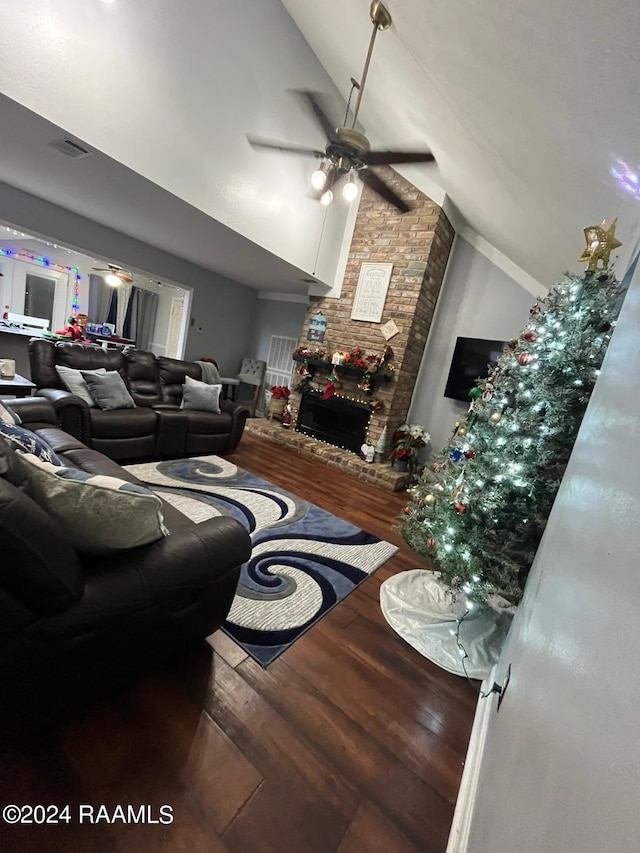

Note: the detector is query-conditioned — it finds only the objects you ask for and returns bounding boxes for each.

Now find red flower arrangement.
[270,385,291,400]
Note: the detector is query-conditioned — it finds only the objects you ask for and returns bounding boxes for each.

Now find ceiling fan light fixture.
[105,273,122,286]
[342,171,359,202]
[320,189,334,206]
[310,163,329,190]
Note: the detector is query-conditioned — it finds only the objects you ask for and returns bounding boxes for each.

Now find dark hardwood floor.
[0,434,476,852]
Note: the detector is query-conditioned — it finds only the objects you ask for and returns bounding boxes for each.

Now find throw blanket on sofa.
[196,360,221,384]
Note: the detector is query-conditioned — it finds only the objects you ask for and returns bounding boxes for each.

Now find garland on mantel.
[293,345,393,409]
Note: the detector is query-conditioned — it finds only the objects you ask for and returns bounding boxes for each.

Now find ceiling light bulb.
[342,176,359,202]
[320,189,333,206]
[105,273,121,286]
[311,167,328,190]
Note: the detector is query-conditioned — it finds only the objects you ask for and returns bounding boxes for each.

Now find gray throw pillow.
[181,375,222,413]
[12,451,168,554]
[81,370,135,411]
[56,365,107,407]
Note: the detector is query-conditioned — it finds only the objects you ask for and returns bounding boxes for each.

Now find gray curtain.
[87,274,114,324]
[129,287,158,351]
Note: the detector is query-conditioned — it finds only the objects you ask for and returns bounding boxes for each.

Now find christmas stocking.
[320,369,338,400]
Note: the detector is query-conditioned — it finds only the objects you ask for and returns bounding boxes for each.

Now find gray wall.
[254,298,308,363]
[0,181,258,375]
[465,262,640,851]
[408,235,535,451]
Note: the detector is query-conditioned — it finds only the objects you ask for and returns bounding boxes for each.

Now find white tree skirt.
[380,569,515,679]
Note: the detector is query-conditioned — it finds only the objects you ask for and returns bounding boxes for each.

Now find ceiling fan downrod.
[350,0,392,129]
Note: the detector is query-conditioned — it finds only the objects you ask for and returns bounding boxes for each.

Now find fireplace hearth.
[296,390,371,454]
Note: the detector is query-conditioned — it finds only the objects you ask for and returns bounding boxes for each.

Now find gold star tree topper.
[578,218,623,271]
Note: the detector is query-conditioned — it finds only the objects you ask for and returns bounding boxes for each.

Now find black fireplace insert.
[295,390,370,454]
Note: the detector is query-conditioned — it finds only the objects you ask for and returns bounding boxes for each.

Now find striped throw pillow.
[0,400,21,425]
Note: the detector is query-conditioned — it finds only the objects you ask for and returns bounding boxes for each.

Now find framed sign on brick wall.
[351,263,393,323]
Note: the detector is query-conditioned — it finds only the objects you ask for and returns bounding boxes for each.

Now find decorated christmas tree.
[400,221,625,608]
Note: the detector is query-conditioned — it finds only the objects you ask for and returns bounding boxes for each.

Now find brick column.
[295,167,454,455]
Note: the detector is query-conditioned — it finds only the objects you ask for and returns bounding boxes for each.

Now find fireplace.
[296,390,371,454]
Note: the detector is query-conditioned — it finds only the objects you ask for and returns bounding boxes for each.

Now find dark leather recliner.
[0,396,251,742]
[28,338,249,461]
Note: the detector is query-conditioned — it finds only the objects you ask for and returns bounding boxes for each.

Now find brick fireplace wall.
[292,167,454,456]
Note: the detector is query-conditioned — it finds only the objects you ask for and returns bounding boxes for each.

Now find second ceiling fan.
[248,1,435,213]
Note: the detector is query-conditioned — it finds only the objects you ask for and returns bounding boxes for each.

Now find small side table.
[0,374,36,398]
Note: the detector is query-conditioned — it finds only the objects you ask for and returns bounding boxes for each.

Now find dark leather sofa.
[0,396,251,741]
[29,338,248,461]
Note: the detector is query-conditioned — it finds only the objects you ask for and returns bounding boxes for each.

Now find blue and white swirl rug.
[125,455,397,666]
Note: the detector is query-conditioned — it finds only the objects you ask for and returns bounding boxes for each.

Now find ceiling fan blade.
[359,169,411,213]
[247,136,325,159]
[364,150,436,166]
[293,90,339,142]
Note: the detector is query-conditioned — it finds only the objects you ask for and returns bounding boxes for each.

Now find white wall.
[463,254,640,852]
[0,0,350,288]
[0,182,258,373]
[408,235,536,451]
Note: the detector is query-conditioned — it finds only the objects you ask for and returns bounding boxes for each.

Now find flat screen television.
[444,336,508,401]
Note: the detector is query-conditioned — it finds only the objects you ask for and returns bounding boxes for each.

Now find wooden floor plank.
[0,432,474,852]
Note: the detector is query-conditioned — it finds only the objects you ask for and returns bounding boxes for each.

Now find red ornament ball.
[517,352,533,366]
[403,506,410,515]
[426,537,437,548]
[463,449,476,460]
[453,501,467,514]
[524,330,537,342]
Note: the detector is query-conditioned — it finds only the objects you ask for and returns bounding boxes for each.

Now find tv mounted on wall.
[444,336,508,402]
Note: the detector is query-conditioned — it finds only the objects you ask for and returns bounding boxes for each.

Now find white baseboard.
[446,667,496,853]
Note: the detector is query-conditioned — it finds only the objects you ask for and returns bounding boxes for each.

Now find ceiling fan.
[92,264,134,286]
[247,0,435,213]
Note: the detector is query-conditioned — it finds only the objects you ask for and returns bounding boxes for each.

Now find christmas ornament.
[457,427,467,436]
[523,330,537,342]
[425,494,436,505]
[489,412,502,423]
[402,506,410,515]
[517,352,533,366]
[578,218,622,271]
[450,448,464,462]
[453,501,467,514]
[481,383,494,401]
[469,387,482,399]
[464,449,476,460]
[430,462,441,472]
[426,537,437,548]
[320,368,338,400]
[529,304,539,315]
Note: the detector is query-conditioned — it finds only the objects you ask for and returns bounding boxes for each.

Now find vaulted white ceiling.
[1,0,639,293]
[283,0,640,285]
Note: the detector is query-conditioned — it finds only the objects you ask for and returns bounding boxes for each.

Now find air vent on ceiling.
[48,138,94,160]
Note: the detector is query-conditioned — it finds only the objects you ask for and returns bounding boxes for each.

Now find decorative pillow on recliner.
[181,374,222,414]
[12,451,168,554]
[0,422,61,465]
[0,400,21,425]
[55,365,107,407]
[81,370,136,411]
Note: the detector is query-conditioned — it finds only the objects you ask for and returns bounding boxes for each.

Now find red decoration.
[517,352,533,366]
[453,501,467,514]
[426,537,437,548]
[463,449,476,460]
[529,304,539,315]
[320,369,338,400]
[403,506,410,515]
[482,383,494,401]
[524,330,537,342]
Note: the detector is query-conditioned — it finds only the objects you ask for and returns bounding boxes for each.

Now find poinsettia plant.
[270,385,291,399]
[391,423,431,463]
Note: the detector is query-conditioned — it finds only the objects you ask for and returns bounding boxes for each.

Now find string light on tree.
[399,223,625,607]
